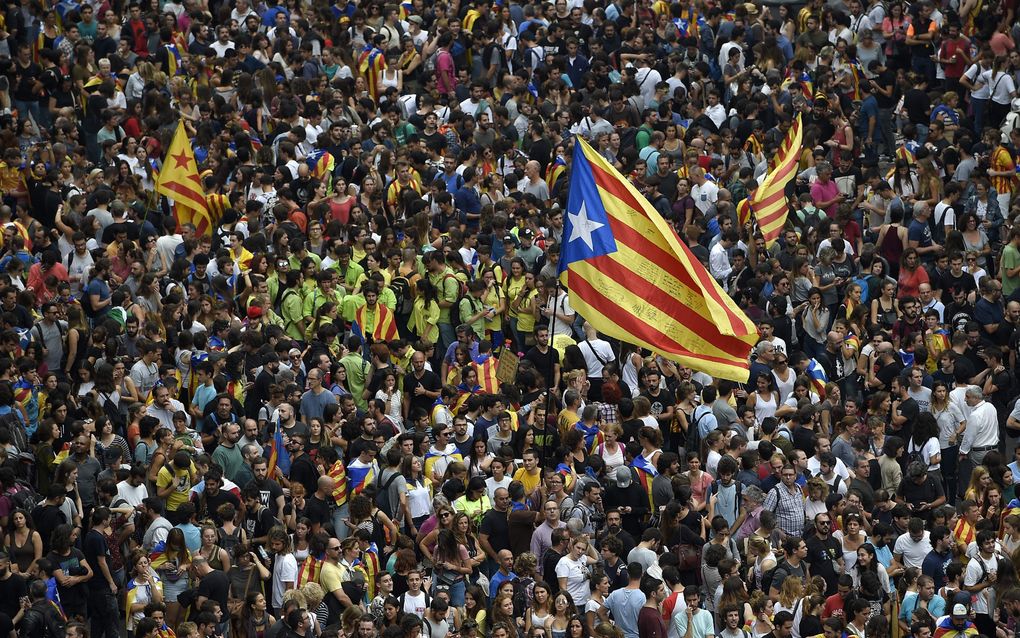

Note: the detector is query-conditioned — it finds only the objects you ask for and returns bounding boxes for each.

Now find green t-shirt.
[430,268,461,326]
[1004,244,1020,296]
[340,353,371,410]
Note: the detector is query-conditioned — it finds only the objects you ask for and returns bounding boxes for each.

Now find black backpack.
[375,469,401,519]
[760,557,790,596]
[687,408,709,459]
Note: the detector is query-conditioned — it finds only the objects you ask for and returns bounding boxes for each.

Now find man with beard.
[0,550,26,627]
[247,457,286,521]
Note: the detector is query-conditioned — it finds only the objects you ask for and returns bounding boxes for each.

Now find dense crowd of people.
[3,0,1020,638]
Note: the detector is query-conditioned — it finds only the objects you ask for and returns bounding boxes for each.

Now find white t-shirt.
[893,531,932,569]
[403,590,428,618]
[556,554,592,607]
[964,553,999,614]
[271,553,298,608]
[981,69,1016,104]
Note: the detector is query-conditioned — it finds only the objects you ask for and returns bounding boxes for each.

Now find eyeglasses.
[440,512,452,518]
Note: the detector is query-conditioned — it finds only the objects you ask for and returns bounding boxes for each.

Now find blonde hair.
[778,576,803,607]
[281,589,307,609]
[301,582,325,608]
[806,476,830,501]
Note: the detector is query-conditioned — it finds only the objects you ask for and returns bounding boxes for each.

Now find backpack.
[511,575,534,616]
[929,203,953,245]
[686,408,709,458]
[709,479,743,522]
[375,469,402,519]
[760,557,791,596]
[1,480,39,513]
[444,273,469,326]
[97,390,127,434]
[618,127,639,152]
[423,49,439,74]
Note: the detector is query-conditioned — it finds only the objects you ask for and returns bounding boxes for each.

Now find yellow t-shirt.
[513,467,542,494]
[319,560,346,594]
[155,462,196,512]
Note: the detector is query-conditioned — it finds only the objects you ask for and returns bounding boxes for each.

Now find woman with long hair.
[908,412,942,477]
[897,248,929,299]
[745,373,779,426]
[400,454,433,535]
[5,508,41,575]
[417,502,457,563]
[126,550,163,634]
[431,528,472,607]
[545,592,575,638]
[198,524,231,572]
[853,542,892,593]
[748,591,775,638]
[746,537,777,594]
[870,279,900,331]
[153,527,191,629]
[235,590,275,638]
[719,576,754,624]
[526,581,554,634]
[965,466,993,508]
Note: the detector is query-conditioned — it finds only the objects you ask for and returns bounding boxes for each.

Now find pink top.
[811,179,841,218]
[436,50,456,97]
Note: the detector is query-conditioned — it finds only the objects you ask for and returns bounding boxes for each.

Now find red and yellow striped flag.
[558,137,757,383]
[156,121,212,236]
[747,114,804,247]
[737,198,753,228]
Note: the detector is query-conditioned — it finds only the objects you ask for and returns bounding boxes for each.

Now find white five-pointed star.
[567,201,604,251]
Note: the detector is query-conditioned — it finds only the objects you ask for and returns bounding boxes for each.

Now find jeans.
[433,579,466,607]
[438,322,456,362]
[88,588,121,638]
[332,502,349,539]
[877,108,897,158]
[971,97,988,136]
[941,445,959,505]
[12,99,44,130]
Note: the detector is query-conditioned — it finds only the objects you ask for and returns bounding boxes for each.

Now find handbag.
[227,567,255,617]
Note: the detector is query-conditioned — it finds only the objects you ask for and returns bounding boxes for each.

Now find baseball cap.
[408,15,423,24]
[502,234,516,244]
[952,604,968,618]
[520,228,535,240]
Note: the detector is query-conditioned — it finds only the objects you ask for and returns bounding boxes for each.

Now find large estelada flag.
[558,137,758,383]
[747,114,804,246]
[156,121,212,236]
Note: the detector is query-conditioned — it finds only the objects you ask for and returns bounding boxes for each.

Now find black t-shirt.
[897,476,945,521]
[875,69,899,109]
[47,548,88,609]
[82,529,111,591]
[243,506,278,545]
[31,504,66,554]
[543,548,564,594]
[640,389,675,423]
[942,271,977,304]
[404,370,442,416]
[201,489,241,526]
[196,568,231,611]
[876,360,904,390]
[524,346,560,389]
[289,454,319,498]
[304,494,331,529]
[893,397,919,442]
[0,573,27,620]
[478,508,510,554]
[13,60,41,102]
[246,478,285,513]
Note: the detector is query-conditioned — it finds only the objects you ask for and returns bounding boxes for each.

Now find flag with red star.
[156,121,212,236]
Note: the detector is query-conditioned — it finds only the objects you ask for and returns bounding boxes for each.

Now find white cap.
[952,604,968,617]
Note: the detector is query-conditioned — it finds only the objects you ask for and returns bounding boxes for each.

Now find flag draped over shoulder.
[156,121,211,236]
[558,137,757,383]
[358,44,386,104]
[267,420,292,478]
[307,149,335,184]
[746,114,804,246]
[354,303,398,342]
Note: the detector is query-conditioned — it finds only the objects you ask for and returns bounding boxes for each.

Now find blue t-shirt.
[859,96,880,141]
[604,587,646,638]
[85,278,111,317]
[908,219,933,249]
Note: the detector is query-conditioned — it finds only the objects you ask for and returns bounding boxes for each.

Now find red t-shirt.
[940,38,969,79]
[823,592,847,619]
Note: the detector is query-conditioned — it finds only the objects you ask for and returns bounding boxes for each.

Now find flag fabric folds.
[307,149,336,184]
[347,459,376,496]
[267,420,292,478]
[746,113,804,246]
[358,44,386,104]
[558,137,758,383]
[806,358,828,398]
[156,121,211,236]
[353,302,398,342]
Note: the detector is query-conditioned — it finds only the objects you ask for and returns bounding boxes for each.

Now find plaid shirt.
[763,481,806,537]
